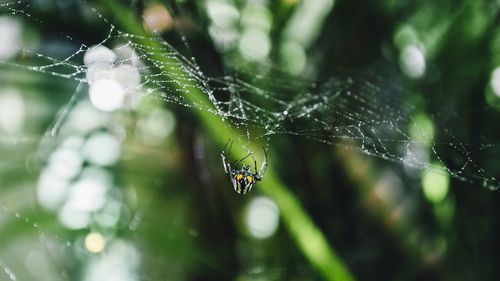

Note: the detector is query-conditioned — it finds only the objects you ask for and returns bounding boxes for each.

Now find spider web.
[0,1,496,189]
[0,0,499,280]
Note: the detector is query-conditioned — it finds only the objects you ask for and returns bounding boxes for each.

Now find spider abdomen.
[233,173,255,195]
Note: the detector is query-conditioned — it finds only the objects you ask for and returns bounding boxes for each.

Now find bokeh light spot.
[489,67,500,98]
[112,64,141,92]
[83,132,121,166]
[241,4,272,32]
[83,240,140,281]
[208,25,239,52]
[85,232,106,253]
[206,0,239,29]
[135,108,175,146]
[0,89,25,135]
[143,3,174,33]
[246,197,280,239]
[280,41,306,75]
[58,203,91,229]
[400,45,426,78]
[239,29,270,61]
[393,25,418,50]
[89,79,126,112]
[95,201,122,228]
[37,168,70,210]
[49,147,83,179]
[409,113,435,143]
[84,45,116,65]
[422,163,450,204]
[86,62,113,85]
[0,16,22,59]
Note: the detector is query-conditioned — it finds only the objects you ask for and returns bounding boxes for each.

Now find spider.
[221,140,268,195]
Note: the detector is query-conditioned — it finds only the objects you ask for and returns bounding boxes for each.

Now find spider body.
[221,141,268,195]
[232,166,256,195]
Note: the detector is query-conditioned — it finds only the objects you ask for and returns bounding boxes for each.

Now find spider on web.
[221,140,268,195]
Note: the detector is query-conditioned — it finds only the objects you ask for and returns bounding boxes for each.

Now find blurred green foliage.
[1,0,500,281]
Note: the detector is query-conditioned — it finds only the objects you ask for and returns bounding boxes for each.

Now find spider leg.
[221,139,233,174]
[250,153,258,172]
[233,152,252,168]
[221,152,231,174]
[258,147,268,180]
[222,139,233,153]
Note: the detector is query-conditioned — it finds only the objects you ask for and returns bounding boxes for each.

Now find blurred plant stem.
[98,0,354,280]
